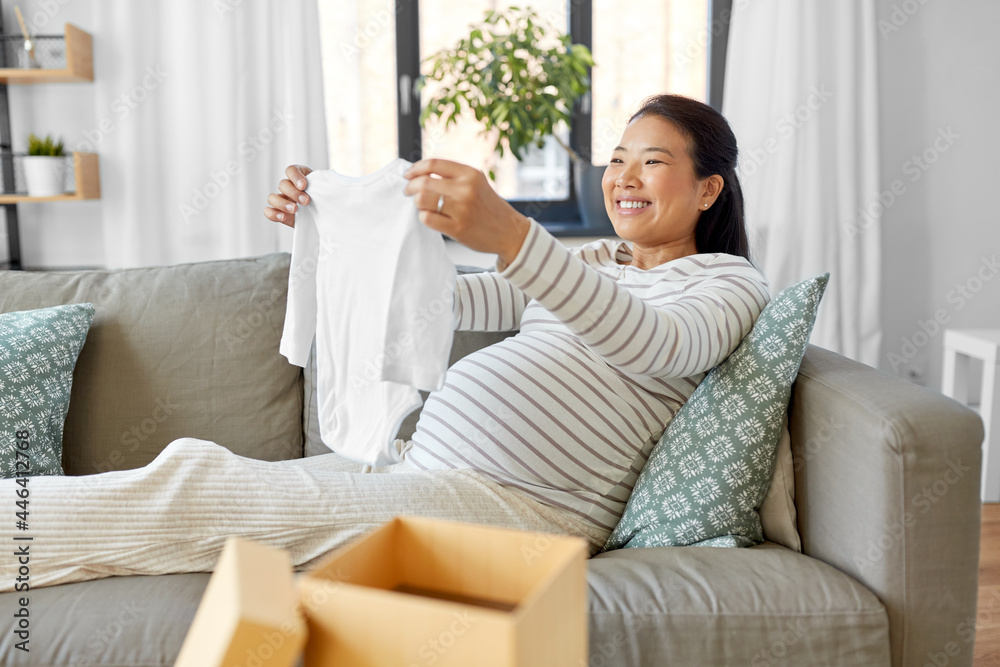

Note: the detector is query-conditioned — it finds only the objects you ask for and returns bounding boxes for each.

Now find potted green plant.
[420,7,610,231]
[23,134,67,197]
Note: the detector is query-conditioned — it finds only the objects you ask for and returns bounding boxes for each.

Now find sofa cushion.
[0,304,94,478]
[0,254,302,474]
[0,572,210,665]
[603,274,829,550]
[0,543,889,666]
[758,417,801,552]
[587,542,890,665]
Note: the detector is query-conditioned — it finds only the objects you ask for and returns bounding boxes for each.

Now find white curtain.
[722,1,881,366]
[90,1,328,268]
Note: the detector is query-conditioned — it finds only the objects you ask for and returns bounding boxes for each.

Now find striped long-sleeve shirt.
[406,220,771,533]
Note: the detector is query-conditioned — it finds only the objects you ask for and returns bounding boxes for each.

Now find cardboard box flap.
[175,536,306,667]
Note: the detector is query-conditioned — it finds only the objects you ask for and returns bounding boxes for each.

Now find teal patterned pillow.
[0,304,95,478]
[604,274,829,550]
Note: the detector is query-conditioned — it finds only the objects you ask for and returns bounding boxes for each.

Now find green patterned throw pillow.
[0,304,95,478]
[604,274,829,550]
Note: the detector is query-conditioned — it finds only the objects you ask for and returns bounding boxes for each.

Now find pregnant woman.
[2,94,769,591]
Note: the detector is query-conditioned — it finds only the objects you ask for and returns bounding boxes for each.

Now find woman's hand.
[264,165,313,228]
[403,159,530,267]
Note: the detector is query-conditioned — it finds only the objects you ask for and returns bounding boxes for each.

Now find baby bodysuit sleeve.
[452,272,532,332]
[497,219,771,379]
[278,205,321,368]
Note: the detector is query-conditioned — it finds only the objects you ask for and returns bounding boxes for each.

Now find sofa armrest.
[790,345,983,667]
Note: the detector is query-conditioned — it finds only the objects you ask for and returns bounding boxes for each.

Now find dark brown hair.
[630,94,751,261]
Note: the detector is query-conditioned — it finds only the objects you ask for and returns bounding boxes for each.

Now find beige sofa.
[0,253,984,666]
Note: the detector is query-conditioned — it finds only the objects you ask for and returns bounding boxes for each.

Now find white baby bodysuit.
[279,158,456,465]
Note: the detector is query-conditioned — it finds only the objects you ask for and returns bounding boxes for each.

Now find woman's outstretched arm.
[497,219,770,379]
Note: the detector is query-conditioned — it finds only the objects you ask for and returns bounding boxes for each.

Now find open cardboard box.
[298,516,588,666]
[174,536,306,667]
[177,516,589,666]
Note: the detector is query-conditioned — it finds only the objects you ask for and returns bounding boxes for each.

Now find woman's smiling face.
[602,114,716,251]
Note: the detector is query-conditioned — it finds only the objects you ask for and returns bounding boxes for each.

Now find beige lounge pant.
[0,438,609,592]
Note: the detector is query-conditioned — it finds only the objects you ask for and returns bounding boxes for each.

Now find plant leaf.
[417,6,592,164]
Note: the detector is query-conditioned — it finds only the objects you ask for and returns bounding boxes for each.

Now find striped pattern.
[0,438,607,592]
[407,220,770,532]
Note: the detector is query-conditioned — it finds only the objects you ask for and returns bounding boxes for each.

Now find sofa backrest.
[0,253,303,474]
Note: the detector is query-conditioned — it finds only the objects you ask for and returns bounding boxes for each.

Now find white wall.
[1,0,102,268]
[876,0,1000,392]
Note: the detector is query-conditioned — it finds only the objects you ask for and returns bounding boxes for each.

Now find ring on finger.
[436,195,444,215]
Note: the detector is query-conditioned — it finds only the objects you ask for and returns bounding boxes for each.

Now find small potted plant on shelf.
[420,7,609,230]
[23,133,67,197]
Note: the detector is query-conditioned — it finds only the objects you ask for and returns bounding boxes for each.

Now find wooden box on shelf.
[0,152,100,203]
[0,23,92,83]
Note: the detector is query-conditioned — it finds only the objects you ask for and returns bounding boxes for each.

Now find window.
[318,0,728,235]
[317,0,400,176]
[590,2,710,162]
[417,0,570,201]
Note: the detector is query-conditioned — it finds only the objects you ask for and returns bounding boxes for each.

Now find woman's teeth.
[619,200,650,209]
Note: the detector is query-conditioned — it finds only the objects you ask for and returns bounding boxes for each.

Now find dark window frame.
[708,0,733,112]
[394,0,730,236]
